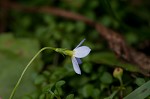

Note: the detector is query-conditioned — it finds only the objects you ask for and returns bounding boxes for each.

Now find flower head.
[71,39,91,74]
[55,39,91,74]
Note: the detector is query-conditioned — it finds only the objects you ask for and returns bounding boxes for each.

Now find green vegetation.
[0,0,150,99]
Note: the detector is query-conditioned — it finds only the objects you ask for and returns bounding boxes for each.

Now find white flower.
[71,39,91,74]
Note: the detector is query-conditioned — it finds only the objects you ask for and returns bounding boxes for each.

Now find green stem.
[9,47,55,99]
[118,76,123,87]
[119,77,124,98]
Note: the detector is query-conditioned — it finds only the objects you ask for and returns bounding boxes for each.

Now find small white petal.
[76,58,82,64]
[73,46,91,58]
[75,39,86,49]
[71,57,81,74]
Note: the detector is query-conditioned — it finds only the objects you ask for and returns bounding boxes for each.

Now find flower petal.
[73,46,91,58]
[74,39,86,49]
[76,58,82,64]
[71,57,81,74]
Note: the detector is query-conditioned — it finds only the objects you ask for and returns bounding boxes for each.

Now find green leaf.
[34,75,46,85]
[55,80,66,88]
[82,63,92,73]
[55,80,66,96]
[100,72,113,84]
[123,80,150,99]
[92,88,100,98]
[66,94,74,99]
[90,52,140,72]
[82,84,94,98]
[0,34,42,99]
[134,78,146,86]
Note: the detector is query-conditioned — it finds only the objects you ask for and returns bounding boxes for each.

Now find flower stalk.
[9,47,55,99]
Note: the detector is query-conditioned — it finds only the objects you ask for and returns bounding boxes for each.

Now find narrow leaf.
[123,80,150,99]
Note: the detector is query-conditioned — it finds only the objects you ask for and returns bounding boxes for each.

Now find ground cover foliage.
[0,0,150,99]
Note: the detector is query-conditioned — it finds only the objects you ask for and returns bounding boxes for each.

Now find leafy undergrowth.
[0,0,150,99]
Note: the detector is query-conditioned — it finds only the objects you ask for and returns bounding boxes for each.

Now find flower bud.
[113,67,123,80]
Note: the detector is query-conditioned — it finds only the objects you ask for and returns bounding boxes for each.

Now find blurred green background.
[0,0,150,99]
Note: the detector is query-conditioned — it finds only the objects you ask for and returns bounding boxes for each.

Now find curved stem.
[9,47,55,99]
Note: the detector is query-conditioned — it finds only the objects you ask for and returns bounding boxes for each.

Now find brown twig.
[3,2,150,76]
